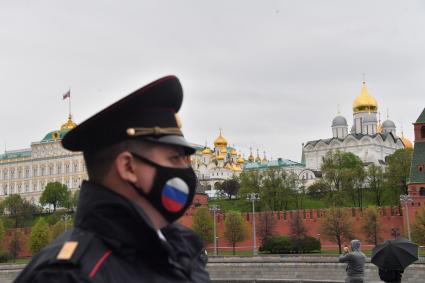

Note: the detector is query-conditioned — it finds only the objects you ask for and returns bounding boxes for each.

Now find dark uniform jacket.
[15,181,211,282]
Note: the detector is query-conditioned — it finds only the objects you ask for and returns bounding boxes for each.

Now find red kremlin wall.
[180,194,425,252]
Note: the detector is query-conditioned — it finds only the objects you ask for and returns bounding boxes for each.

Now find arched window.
[420,187,425,196]
[421,126,425,139]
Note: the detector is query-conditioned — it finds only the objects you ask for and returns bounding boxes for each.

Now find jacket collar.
[75,181,167,257]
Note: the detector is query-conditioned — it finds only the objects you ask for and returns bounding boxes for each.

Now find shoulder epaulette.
[54,230,95,265]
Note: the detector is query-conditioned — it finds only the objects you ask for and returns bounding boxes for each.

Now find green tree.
[319,207,354,253]
[2,194,35,228]
[29,218,50,254]
[366,164,385,206]
[40,182,69,212]
[385,148,413,197]
[220,178,241,199]
[0,219,5,250]
[224,211,248,255]
[321,150,365,207]
[192,207,213,246]
[412,207,425,245]
[260,168,293,211]
[307,181,328,199]
[50,220,66,241]
[362,206,382,246]
[238,170,262,197]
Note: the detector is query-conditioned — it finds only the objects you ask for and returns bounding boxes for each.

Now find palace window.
[48,166,53,176]
[41,167,45,176]
[33,167,37,177]
[18,168,22,178]
[73,163,78,173]
[57,164,62,174]
[65,164,70,173]
[10,170,15,179]
[25,168,30,178]
[2,170,6,180]
[420,187,425,196]
[421,126,425,139]
[25,183,29,193]
[418,165,424,173]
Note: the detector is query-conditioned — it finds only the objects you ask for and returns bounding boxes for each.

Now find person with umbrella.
[339,239,366,283]
[372,237,418,283]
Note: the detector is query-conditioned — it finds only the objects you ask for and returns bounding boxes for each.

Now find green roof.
[0,150,32,161]
[244,159,304,170]
[41,128,71,142]
[416,108,425,123]
[409,142,425,184]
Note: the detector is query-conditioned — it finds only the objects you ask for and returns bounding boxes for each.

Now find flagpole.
[68,89,71,118]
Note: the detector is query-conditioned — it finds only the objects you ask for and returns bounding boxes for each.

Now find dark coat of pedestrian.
[14,76,211,282]
[339,239,366,283]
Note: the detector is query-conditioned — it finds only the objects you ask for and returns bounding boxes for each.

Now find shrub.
[0,251,11,263]
[260,235,321,254]
[260,236,291,253]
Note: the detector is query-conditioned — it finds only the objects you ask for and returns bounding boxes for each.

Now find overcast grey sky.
[1,1,424,161]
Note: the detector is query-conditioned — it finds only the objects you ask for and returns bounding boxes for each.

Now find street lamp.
[61,214,72,232]
[247,193,260,256]
[400,195,413,241]
[209,205,220,256]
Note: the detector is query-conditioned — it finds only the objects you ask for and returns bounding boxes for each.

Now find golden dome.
[214,130,228,147]
[61,115,77,130]
[401,133,413,149]
[217,154,225,160]
[225,163,232,170]
[352,82,378,113]
[230,148,237,156]
[201,147,212,155]
[237,155,244,164]
[221,147,228,154]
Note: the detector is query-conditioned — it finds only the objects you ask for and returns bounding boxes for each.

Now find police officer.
[15,76,211,282]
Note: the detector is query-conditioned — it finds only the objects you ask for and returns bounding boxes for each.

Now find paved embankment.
[206,255,425,283]
[1,256,424,282]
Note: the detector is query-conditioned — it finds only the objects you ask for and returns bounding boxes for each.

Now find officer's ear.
[115,151,138,183]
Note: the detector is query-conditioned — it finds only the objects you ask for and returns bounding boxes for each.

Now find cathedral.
[303,81,412,171]
[192,131,318,193]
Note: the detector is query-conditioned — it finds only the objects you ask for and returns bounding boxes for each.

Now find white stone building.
[0,116,87,204]
[303,81,412,171]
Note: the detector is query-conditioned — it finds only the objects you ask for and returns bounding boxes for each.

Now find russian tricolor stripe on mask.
[161,177,189,212]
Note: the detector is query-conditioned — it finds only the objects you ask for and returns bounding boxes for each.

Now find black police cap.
[61,76,195,155]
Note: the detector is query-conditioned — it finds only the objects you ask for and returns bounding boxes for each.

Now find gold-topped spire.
[352,81,378,113]
[60,114,77,130]
[400,131,413,149]
[214,128,228,147]
[248,147,255,162]
[255,148,261,162]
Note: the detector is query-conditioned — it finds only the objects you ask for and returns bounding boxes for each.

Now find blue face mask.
[129,152,197,223]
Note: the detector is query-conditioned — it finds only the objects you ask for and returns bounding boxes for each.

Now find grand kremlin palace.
[0,116,87,204]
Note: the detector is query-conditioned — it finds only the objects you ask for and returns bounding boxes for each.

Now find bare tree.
[224,211,248,255]
[319,207,354,253]
[257,211,277,244]
[362,206,382,246]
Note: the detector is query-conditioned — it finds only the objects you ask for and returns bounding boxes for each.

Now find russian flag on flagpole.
[63,90,71,100]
